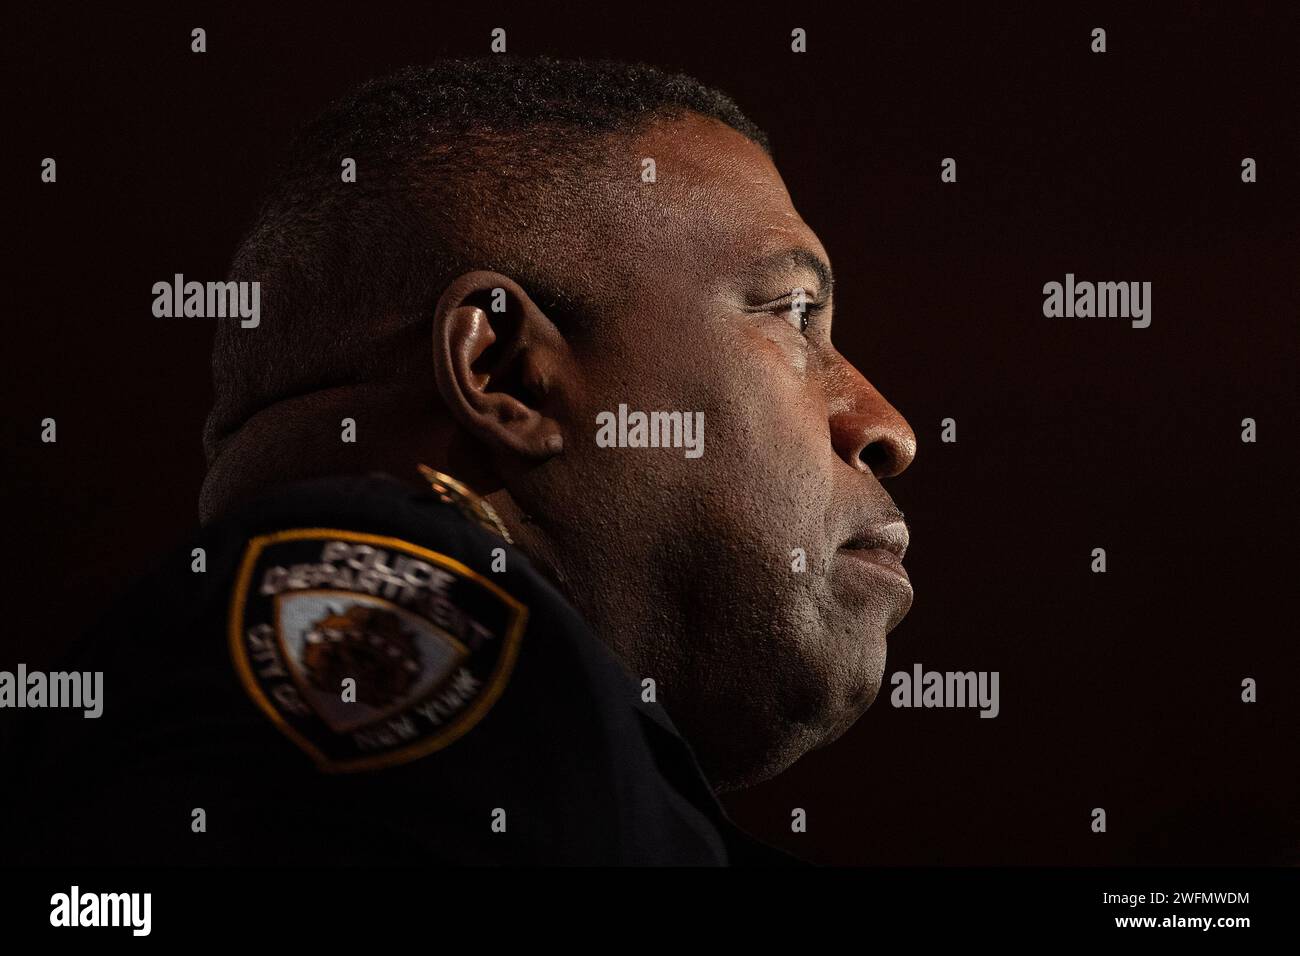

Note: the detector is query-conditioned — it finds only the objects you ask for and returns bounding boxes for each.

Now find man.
[14,57,915,865]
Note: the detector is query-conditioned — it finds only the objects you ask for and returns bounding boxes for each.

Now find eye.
[744,292,826,338]
[776,295,826,336]
[782,300,810,335]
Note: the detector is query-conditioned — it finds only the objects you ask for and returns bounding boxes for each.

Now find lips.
[838,521,911,588]
[841,520,909,561]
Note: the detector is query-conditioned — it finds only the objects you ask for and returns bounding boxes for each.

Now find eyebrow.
[745,248,835,299]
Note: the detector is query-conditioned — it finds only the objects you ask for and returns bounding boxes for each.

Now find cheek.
[757,323,809,374]
[674,323,835,549]
[699,317,822,425]
[571,314,833,543]
[714,337,831,492]
[726,316,812,381]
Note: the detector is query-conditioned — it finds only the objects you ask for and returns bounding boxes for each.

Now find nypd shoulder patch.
[229,528,527,772]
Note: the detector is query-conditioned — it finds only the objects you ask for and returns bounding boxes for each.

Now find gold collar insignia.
[416,465,514,544]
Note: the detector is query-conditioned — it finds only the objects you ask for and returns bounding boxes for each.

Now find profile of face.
[436,112,916,791]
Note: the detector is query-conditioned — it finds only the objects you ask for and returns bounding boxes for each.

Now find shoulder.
[17,471,733,864]
[180,470,651,774]
[217,472,538,773]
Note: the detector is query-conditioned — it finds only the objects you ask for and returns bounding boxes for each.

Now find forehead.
[607,113,827,287]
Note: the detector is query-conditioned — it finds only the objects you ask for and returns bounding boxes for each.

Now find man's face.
[517,113,916,790]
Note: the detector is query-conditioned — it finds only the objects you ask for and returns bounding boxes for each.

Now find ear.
[432,270,569,461]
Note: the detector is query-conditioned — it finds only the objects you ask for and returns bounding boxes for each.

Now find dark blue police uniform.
[11,471,799,866]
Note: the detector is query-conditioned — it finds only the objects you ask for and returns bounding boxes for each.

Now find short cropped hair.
[203,56,768,465]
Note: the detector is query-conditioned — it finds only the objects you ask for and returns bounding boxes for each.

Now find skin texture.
[212,112,916,792]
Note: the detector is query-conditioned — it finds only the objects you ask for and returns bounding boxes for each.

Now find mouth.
[838,521,911,589]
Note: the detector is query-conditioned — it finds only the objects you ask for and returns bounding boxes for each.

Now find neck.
[199,384,437,524]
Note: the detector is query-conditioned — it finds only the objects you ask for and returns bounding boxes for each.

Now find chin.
[705,676,882,792]
[707,741,811,793]
[801,641,886,753]
[815,686,878,750]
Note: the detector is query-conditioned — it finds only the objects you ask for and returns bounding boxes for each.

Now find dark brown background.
[5,3,1297,864]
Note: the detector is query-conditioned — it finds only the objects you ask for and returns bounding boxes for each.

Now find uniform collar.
[630,696,807,866]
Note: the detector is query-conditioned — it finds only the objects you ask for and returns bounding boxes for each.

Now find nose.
[827,358,916,479]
